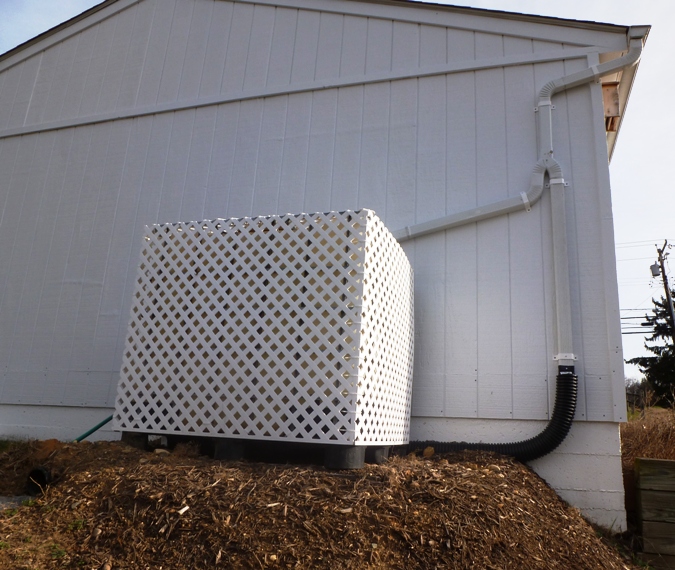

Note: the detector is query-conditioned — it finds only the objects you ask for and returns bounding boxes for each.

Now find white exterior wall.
[0,0,634,528]
[413,418,626,529]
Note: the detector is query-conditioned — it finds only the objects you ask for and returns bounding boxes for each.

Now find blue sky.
[1,0,674,379]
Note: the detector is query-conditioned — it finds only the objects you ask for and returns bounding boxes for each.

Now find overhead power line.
[616,239,675,247]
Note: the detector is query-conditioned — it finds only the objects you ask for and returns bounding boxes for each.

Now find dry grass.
[620,407,675,473]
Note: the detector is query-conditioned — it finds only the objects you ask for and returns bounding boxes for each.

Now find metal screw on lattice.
[113,209,414,452]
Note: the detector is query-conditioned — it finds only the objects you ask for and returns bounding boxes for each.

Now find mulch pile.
[0,440,639,569]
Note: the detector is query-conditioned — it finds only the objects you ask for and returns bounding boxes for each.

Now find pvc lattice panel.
[113,210,414,445]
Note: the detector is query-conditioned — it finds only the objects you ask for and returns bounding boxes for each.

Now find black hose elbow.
[408,365,577,463]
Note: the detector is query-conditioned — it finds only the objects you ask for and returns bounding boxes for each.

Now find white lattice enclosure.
[113,209,414,445]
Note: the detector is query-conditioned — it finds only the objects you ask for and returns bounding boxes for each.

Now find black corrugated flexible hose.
[408,365,577,463]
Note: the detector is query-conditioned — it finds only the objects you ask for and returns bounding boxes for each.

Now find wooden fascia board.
[608,52,644,162]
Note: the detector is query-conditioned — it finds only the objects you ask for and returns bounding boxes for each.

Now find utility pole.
[653,240,675,346]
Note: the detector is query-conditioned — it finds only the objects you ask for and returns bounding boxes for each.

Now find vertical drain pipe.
[408,29,644,462]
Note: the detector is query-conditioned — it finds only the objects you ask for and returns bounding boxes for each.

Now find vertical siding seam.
[0,67,16,130]
[364,17,371,74]
[38,42,67,122]
[336,15,346,77]
[77,24,102,117]
[217,3,236,94]
[153,0,179,105]
[195,0,216,98]
[92,124,132,364]
[288,8,301,85]
[188,0,213,100]
[199,108,220,218]
[0,139,21,401]
[248,103,265,216]
[273,98,289,212]
[247,5,274,90]
[417,23,422,68]
[30,132,73,402]
[0,137,39,348]
[112,9,137,111]
[134,1,157,106]
[242,6,257,93]
[383,84,391,221]
[355,86,365,208]
[328,92,338,211]
[109,117,155,406]
[26,131,74,387]
[224,104,242,216]
[0,141,20,239]
[22,51,49,122]
[7,55,28,127]
[94,17,119,114]
[387,20,394,72]
[64,125,114,395]
[23,52,43,127]
[413,72,420,220]
[174,1,197,102]
[311,12,319,81]
[55,37,82,119]
[7,134,57,386]
[301,94,315,211]
[177,109,197,220]
[46,129,94,403]
[154,114,176,223]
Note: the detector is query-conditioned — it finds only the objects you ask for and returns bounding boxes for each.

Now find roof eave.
[348,0,634,35]
[0,0,119,62]
[609,26,650,161]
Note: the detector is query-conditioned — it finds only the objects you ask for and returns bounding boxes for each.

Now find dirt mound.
[0,441,638,569]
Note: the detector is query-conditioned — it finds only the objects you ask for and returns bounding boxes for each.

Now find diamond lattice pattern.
[114,210,414,445]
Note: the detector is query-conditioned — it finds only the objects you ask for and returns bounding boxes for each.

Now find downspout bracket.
[553,353,577,361]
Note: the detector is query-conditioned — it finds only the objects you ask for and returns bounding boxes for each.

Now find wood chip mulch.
[0,440,640,569]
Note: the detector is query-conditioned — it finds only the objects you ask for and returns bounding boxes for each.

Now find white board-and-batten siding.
[0,0,632,527]
[0,0,624,420]
[0,0,617,420]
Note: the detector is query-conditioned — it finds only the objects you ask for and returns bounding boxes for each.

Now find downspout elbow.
[538,35,643,104]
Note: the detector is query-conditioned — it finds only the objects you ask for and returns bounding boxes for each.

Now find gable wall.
[0,0,620,132]
[0,0,626,423]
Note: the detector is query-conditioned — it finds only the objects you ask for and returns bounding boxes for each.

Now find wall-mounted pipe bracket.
[553,353,577,361]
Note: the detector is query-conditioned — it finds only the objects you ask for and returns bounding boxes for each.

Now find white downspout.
[404,28,645,461]
[395,29,644,244]
[537,29,643,367]
[393,28,644,369]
